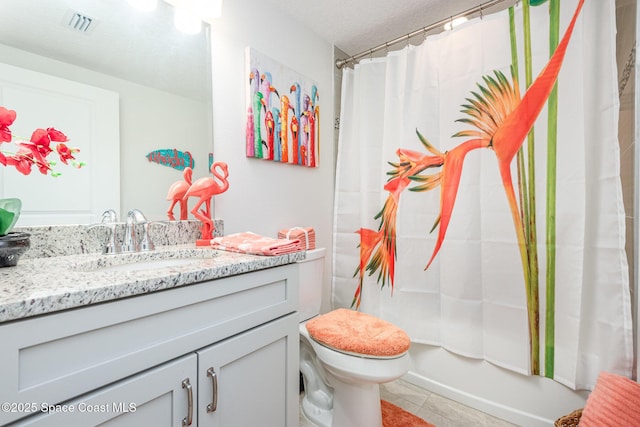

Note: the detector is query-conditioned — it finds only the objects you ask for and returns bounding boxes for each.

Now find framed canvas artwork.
[245,47,320,167]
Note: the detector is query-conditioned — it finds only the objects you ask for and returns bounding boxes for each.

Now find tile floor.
[299,378,517,427]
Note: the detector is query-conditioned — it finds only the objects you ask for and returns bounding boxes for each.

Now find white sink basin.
[96,258,202,272]
[75,248,218,273]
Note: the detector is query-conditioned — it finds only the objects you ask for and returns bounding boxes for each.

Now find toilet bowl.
[297,249,411,427]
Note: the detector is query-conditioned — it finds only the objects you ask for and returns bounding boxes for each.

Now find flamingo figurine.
[185,161,230,245]
[166,167,193,220]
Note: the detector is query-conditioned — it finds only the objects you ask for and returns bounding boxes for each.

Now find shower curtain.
[332,0,633,390]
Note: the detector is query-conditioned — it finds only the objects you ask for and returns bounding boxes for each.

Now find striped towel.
[579,371,640,426]
[278,227,315,250]
[211,232,301,256]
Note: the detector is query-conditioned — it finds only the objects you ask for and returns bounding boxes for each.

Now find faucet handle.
[123,211,137,252]
[128,209,148,224]
[103,224,119,254]
[101,209,118,223]
[122,209,149,252]
[145,221,169,249]
[87,222,119,254]
[139,223,154,251]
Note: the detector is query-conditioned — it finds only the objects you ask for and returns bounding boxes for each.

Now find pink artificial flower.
[56,143,77,164]
[29,128,53,157]
[0,107,16,143]
[5,148,35,175]
[18,142,50,174]
[47,128,68,143]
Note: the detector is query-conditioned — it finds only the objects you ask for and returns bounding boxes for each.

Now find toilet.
[297,248,411,427]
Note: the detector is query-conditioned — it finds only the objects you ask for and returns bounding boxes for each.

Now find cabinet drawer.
[0,264,298,425]
[8,354,197,427]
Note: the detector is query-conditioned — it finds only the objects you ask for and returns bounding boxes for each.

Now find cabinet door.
[197,313,299,427]
[10,354,197,427]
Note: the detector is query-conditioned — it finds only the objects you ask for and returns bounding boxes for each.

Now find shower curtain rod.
[335,0,508,69]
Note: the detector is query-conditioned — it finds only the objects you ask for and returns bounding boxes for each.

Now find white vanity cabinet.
[0,263,299,427]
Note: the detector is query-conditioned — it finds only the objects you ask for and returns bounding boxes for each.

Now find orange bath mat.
[382,400,434,427]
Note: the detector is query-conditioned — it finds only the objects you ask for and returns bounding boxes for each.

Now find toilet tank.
[297,248,326,322]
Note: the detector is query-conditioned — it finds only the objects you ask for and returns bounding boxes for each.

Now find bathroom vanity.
[0,241,302,426]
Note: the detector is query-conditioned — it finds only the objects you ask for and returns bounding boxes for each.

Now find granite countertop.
[0,244,305,324]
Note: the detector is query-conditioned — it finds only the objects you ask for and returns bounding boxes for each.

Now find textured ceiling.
[0,0,209,100]
[0,0,513,98]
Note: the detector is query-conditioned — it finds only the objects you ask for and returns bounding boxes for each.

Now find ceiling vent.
[65,11,96,34]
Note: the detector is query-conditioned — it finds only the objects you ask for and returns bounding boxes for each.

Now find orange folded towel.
[278,227,316,250]
[210,232,302,256]
[579,371,640,427]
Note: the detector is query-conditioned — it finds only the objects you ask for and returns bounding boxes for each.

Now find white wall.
[406,347,589,426]
[633,0,640,382]
[612,0,637,382]
[209,0,335,311]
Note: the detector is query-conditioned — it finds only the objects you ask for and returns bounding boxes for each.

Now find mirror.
[0,0,213,223]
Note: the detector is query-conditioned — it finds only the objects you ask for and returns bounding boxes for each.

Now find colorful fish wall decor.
[245,47,320,168]
[147,149,195,171]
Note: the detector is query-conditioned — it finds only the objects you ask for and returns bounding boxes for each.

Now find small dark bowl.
[0,232,30,267]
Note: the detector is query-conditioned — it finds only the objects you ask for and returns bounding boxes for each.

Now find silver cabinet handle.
[182,378,193,426]
[206,367,218,413]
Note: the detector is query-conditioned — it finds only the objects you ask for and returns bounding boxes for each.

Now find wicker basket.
[554,409,583,427]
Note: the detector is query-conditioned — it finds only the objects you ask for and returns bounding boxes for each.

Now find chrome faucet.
[101,209,119,254]
[122,209,154,252]
[88,209,120,254]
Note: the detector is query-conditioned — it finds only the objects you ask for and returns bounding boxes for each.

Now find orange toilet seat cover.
[305,308,411,357]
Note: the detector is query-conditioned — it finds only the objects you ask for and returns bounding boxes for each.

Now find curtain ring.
[406,35,410,48]
[369,49,373,60]
[424,27,428,41]
[480,7,484,20]
[385,42,389,55]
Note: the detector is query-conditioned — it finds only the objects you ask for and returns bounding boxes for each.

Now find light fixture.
[209,0,223,19]
[126,0,158,12]
[193,0,223,20]
[166,0,223,22]
[443,16,468,31]
[174,5,202,34]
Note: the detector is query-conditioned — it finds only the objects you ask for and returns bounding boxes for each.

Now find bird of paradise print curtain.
[332,0,633,389]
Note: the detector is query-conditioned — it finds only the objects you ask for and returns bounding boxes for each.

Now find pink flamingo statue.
[185,161,230,246]
[166,167,193,220]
